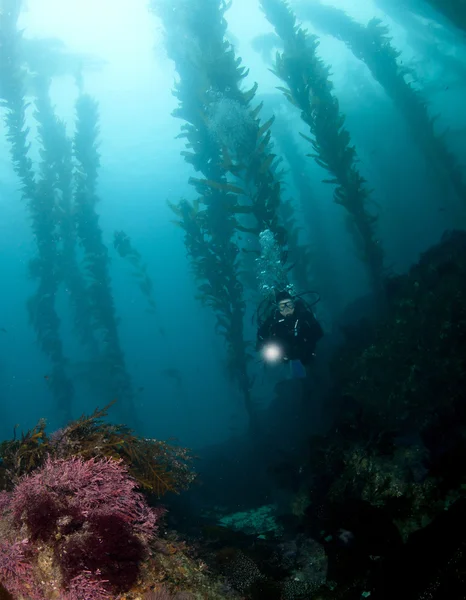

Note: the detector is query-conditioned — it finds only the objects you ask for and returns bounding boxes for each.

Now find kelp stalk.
[152,0,264,428]
[154,0,298,276]
[33,76,98,354]
[73,95,137,425]
[170,198,257,429]
[0,0,74,421]
[294,0,466,215]
[260,0,385,294]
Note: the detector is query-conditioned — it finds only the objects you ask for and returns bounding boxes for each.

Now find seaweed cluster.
[0,455,160,598]
[0,402,196,497]
[0,446,230,600]
[0,403,206,599]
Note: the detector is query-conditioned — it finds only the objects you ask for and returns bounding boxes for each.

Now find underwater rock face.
[334,229,466,432]
[295,230,466,597]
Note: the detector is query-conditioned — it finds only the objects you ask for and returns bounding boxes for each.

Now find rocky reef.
[292,229,466,598]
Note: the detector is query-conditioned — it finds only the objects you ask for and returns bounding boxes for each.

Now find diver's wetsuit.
[256,300,324,365]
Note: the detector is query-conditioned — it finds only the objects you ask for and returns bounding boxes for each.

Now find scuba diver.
[256,289,324,377]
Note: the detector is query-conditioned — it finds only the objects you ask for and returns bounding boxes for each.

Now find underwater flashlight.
[262,342,283,363]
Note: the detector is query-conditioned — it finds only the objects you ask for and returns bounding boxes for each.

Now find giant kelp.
[276,122,342,311]
[167,197,257,427]
[152,0,322,426]
[73,94,138,424]
[254,94,343,312]
[151,0,263,427]
[294,0,466,217]
[373,0,466,84]
[260,0,385,294]
[167,110,254,424]
[0,2,136,425]
[157,0,288,244]
[0,0,75,421]
[32,75,98,355]
[153,0,316,295]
